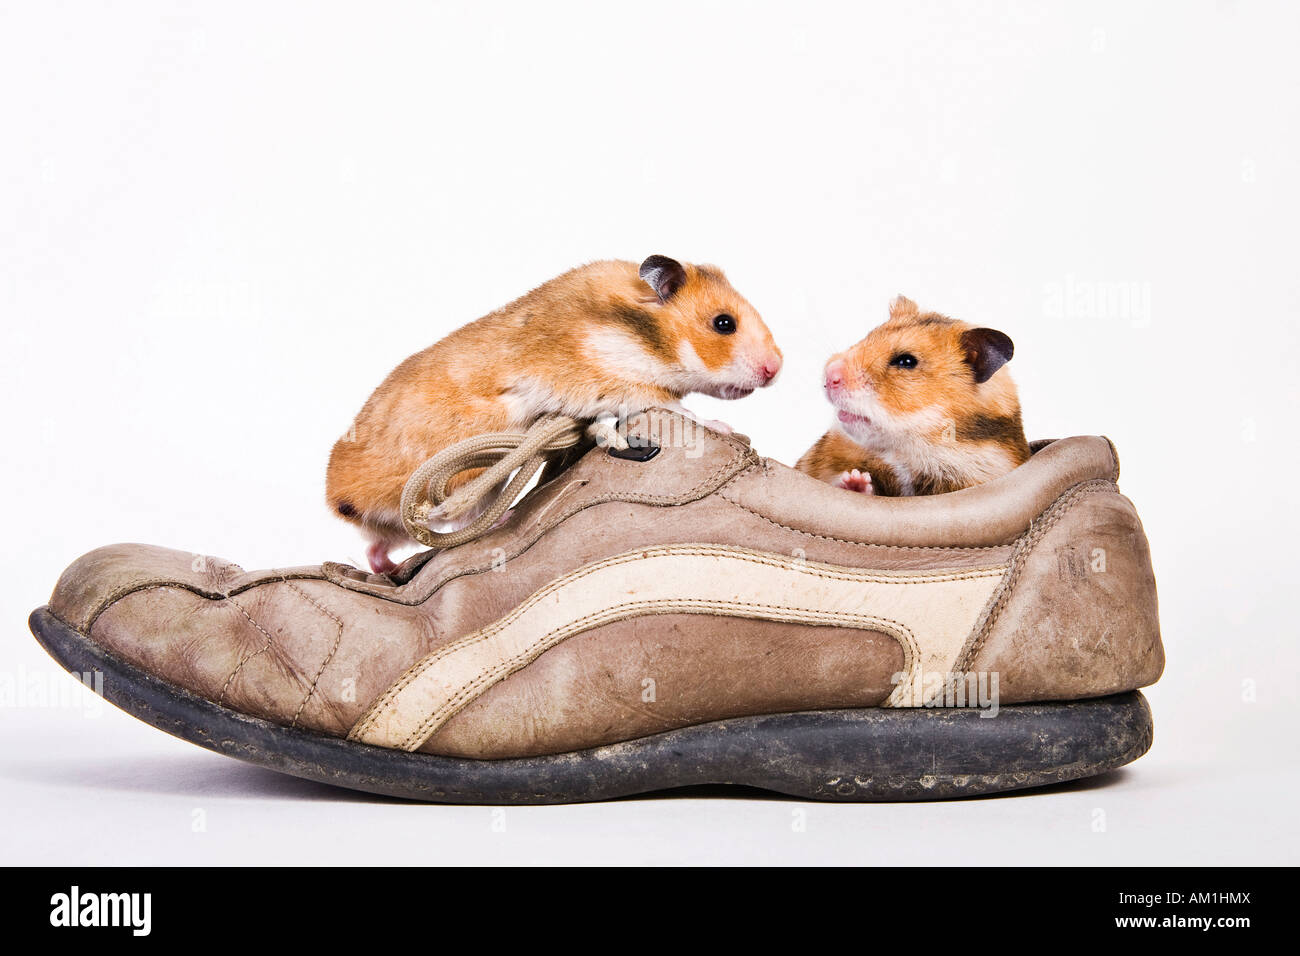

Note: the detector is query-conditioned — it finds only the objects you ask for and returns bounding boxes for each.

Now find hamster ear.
[639,255,688,302]
[960,328,1015,384]
[889,295,920,320]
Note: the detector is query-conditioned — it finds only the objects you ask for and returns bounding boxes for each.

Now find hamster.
[795,295,1030,496]
[328,255,783,572]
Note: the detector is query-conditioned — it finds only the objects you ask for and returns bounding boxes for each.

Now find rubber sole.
[29,606,1153,804]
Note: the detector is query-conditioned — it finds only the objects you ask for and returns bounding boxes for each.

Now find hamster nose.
[825,360,845,390]
[761,356,782,383]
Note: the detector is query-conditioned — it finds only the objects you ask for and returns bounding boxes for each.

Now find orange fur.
[796,296,1030,496]
[328,257,781,567]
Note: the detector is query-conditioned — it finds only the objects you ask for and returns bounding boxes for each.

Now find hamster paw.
[833,468,874,495]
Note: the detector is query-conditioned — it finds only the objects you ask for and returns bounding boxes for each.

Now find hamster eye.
[712,314,737,335]
[889,353,918,369]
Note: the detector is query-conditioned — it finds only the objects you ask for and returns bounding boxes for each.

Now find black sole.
[29,606,1153,804]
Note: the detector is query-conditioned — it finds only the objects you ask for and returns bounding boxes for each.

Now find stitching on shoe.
[214,584,338,719]
[351,545,1003,742]
[284,580,346,728]
[330,444,761,606]
[564,435,752,506]
[715,489,1017,551]
[360,546,1004,737]
[397,599,922,751]
[217,596,278,705]
[84,569,322,632]
[954,479,1117,673]
[98,576,348,728]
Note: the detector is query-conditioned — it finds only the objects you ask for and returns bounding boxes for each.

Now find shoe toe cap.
[48,543,248,632]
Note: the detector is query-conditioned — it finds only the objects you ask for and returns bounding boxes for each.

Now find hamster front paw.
[833,468,874,495]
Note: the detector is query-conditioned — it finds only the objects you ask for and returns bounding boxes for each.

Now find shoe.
[29,408,1163,803]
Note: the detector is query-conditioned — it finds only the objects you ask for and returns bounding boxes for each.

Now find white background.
[3,1,1297,864]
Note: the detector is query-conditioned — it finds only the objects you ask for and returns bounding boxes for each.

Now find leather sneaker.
[29,408,1163,803]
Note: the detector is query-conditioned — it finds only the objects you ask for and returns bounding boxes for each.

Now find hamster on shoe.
[796,295,1030,497]
[328,255,783,572]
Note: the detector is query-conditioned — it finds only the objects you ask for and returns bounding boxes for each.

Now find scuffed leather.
[722,434,1119,550]
[426,617,903,758]
[43,408,1163,758]
[960,483,1164,701]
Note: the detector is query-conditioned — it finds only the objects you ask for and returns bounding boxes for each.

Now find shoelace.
[399,415,628,549]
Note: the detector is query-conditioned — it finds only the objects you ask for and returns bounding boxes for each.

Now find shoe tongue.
[620,407,751,452]
[515,407,750,518]
[561,406,757,501]
[371,408,757,596]
[387,548,438,584]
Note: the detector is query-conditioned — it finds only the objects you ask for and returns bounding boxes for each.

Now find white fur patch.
[500,377,569,423]
[586,326,757,398]
[676,339,709,375]
[585,328,678,386]
[832,397,1017,493]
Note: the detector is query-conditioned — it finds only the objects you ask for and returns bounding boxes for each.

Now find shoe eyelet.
[607,440,660,462]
